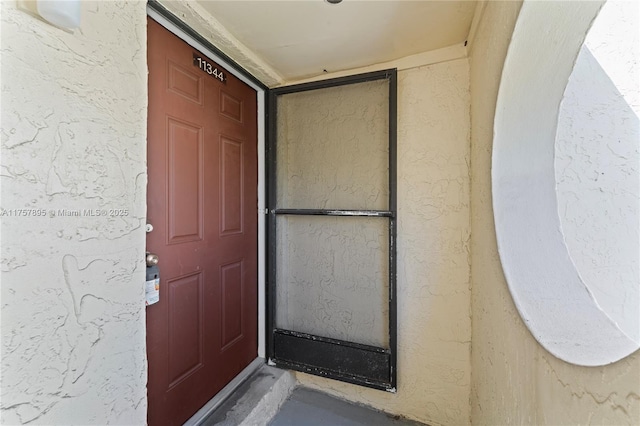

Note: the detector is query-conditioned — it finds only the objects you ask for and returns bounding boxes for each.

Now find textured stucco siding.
[297,59,472,426]
[555,1,639,342]
[1,1,148,424]
[469,1,640,424]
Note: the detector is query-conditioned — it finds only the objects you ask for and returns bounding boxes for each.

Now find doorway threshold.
[184,358,296,426]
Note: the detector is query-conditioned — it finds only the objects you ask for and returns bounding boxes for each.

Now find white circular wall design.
[492,0,639,365]
[555,0,639,344]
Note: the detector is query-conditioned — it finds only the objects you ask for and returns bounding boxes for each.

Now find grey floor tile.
[268,388,425,426]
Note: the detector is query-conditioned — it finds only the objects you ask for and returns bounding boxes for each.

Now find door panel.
[221,260,244,349]
[220,90,244,122]
[167,272,203,388]
[167,118,203,243]
[147,17,258,425]
[220,136,244,235]
[167,61,204,104]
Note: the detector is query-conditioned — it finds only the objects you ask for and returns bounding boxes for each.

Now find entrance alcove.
[492,0,639,365]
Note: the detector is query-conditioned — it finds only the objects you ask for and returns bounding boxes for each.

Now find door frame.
[266,71,398,392]
[146,0,268,363]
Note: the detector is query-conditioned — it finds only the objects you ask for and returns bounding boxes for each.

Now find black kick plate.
[272,329,394,391]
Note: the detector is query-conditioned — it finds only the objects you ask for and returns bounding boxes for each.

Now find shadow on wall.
[556,43,640,343]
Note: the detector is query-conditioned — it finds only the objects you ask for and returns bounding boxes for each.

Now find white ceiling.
[197,1,478,81]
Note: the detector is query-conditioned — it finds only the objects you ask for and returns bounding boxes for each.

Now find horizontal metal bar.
[271,69,392,95]
[274,209,393,217]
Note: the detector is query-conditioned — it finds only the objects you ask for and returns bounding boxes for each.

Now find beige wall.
[1,1,148,424]
[298,59,472,426]
[469,1,640,424]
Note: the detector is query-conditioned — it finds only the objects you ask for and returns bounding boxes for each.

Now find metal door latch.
[146,252,159,267]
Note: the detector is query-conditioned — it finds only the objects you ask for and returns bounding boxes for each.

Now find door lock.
[146,252,159,267]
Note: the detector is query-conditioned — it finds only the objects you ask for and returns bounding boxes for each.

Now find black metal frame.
[267,69,398,391]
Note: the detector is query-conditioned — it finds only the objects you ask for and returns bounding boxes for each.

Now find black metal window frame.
[266,69,398,391]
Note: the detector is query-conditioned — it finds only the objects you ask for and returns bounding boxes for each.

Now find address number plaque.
[193,53,227,83]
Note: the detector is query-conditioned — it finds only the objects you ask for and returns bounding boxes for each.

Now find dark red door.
[146,18,258,425]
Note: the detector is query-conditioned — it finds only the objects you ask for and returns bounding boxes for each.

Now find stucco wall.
[297,59,472,426]
[470,1,640,424]
[1,1,148,424]
[555,0,639,343]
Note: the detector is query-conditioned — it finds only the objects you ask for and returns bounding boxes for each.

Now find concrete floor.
[269,388,425,426]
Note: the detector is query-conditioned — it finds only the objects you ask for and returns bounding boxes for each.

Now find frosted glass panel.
[275,215,389,347]
[276,80,389,210]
